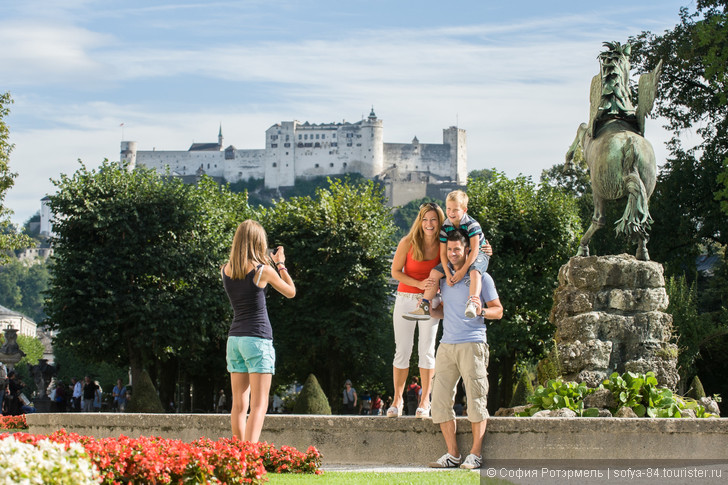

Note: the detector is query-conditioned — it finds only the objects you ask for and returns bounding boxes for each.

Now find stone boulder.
[551,255,679,390]
[699,397,721,416]
[583,389,616,410]
[615,406,639,418]
[495,405,529,417]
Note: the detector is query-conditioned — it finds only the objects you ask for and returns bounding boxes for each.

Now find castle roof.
[189,142,222,151]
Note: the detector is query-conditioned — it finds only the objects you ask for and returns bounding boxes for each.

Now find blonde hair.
[446,190,469,210]
[405,203,445,261]
[228,220,269,279]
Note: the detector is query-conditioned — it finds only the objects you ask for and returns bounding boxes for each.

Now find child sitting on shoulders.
[405,190,490,320]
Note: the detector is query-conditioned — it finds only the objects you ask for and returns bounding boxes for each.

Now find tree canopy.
[261,178,396,406]
[467,171,582,409]
[629,1,727,272]
[0,258,50,323]
[45,162,250,410]
[0,93,33,262]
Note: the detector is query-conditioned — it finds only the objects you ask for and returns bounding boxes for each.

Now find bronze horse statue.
[565,42,662,261]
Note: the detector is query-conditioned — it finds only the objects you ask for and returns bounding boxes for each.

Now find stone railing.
[26,414,728,466]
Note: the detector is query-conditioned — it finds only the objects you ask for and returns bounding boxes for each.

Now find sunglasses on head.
[420,202,439,211]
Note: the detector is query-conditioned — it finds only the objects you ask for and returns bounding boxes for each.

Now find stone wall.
[551,254,679,389]
[26,414,728,465]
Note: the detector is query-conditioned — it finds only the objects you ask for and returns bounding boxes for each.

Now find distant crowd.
[0,363,130,416]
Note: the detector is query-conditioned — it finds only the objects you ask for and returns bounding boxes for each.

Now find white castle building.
[121,110,467,205]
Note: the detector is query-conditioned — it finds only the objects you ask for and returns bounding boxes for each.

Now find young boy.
[405,190,489,320]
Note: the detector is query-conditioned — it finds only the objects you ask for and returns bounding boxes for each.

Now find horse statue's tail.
[615,138,653,239]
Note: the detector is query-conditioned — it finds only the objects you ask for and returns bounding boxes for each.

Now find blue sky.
[1,0,690,225]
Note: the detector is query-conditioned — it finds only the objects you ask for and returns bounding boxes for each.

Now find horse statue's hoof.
[576,246,589,257]
[636,249,650,261]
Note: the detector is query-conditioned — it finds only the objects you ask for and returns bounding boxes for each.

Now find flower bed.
[0,429,321,484]
[0,415,27,430]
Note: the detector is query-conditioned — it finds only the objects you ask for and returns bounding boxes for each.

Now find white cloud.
[3,1,685,225]
[0,22,114,85]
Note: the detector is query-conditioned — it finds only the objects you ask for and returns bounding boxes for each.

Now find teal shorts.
[226,336,276,374]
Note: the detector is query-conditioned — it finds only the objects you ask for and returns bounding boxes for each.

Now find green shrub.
[509,371,534,407]
[536,345,562,386]
[518,379,596,416]
[517,371,719,418]
[293,374,332,415]
[686,376,706,400]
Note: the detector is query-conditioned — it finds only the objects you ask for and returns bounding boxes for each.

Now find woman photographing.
[222,220,295,442]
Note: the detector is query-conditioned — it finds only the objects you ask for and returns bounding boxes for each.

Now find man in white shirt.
[72,377,82,412]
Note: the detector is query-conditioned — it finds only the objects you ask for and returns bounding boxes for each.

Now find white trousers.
[392,292,439,369]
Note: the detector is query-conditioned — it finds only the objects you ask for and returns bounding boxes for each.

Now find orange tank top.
[397,247,440,294]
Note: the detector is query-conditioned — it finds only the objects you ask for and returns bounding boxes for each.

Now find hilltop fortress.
[120,109,467,205]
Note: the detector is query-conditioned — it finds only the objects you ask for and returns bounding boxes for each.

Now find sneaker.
[404,300,431,321]
[460,453,482,469]
[464,300,478,319]
[386,405,402,417]
[428,452,462,468]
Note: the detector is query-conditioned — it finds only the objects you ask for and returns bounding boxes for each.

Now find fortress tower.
[120,141,138,171]
[359,108,384,178]
[443,127,467,185]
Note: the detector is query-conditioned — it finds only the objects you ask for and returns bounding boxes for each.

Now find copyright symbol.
[486,468,496,478]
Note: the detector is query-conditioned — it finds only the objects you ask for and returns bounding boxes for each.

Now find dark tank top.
[222,264,273,340]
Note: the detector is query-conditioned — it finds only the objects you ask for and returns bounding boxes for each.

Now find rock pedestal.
[550,254,678,390]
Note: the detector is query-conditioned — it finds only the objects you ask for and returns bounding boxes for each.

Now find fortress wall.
[137,151,225,178]
[224,150,266,182]
[383,143,453,177]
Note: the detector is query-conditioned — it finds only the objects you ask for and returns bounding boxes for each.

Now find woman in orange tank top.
[388,202,444,418]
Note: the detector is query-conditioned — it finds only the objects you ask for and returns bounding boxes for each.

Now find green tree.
[18,262,50,322]
[629,1,728,405]
[0,259,50,322]
[0,258,50,322]
[630,1,728,274]
[0,261,22,310]
[17,334,44,367]
[0,93,33,262]
[45,162,250,411]
[467,171,581,410]
[23,212,41,239]
[261,178,396,406]
[665,275,725,392]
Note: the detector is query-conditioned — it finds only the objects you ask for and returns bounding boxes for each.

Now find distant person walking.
[222,220,296,442]
[82,376,98,412]
[342,380,357,414]
[72,377,82,412]
[113,379,127,412]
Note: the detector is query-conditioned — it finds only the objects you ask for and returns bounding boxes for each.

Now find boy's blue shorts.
[226,336,276,374]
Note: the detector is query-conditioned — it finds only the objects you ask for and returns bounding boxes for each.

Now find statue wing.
[587,73,602,138]
[636,59,663,135]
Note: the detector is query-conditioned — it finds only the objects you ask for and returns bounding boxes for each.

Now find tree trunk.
[192,374,216,413]
[500,351,517,410]
[487,358,502,415]
[125,350,164,413]
[158,358,178,413]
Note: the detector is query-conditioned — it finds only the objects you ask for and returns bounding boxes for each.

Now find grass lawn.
[268,471,516,484]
